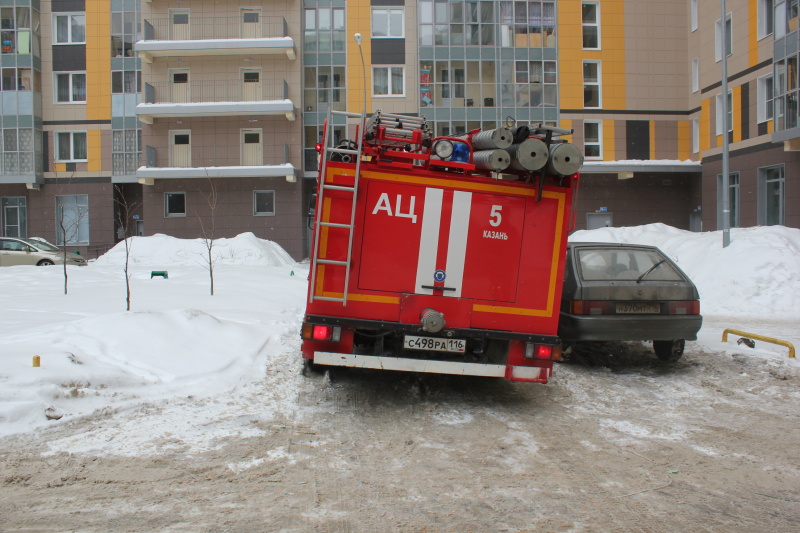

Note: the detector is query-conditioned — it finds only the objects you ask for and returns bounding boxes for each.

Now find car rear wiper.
[637,259,666,283]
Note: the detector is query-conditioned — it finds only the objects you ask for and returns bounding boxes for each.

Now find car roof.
[567,241,661,251]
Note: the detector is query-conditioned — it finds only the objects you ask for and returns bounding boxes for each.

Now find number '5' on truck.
[301,110,582,383]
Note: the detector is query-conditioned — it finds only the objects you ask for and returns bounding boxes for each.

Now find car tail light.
[524,343,562,361]
[301,323,342,342]
[571,300,613,315]
[668,301,700,315]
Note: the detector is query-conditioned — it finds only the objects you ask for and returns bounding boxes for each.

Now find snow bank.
[94,232,298,267]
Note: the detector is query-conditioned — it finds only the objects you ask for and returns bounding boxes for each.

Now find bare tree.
[113,185,142,311]
[196,177,219,295]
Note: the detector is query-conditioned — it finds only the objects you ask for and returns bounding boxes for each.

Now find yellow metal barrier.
[722,329,796,358]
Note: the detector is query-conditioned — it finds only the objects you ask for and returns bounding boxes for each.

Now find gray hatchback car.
[0,237,88,267]
[558,242,702,361]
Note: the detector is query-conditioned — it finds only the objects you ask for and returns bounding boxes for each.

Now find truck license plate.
[616,302,661,314]
[404,335,466,353]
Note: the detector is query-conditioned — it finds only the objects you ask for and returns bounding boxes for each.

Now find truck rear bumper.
[313,352,551,383]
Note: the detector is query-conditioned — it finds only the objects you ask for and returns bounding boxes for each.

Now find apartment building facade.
[1,1,797,263]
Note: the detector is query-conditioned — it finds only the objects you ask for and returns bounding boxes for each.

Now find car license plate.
[616,302,661,314]
[404,335,466,353]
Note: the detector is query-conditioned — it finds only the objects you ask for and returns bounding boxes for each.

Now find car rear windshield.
[577,248,685,281]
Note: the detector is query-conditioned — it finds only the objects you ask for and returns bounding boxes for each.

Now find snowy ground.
[1,226,799,531]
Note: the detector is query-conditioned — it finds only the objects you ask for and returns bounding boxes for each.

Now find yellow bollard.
[722,329,796,358]
[33,355,41,367]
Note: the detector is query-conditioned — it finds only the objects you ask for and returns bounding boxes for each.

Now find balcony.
[136,16,295,62]
[136,79,296,123]
[137,144,297,184]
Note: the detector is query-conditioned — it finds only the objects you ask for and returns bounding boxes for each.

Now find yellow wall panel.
[87,130,102,172]
[85,0,111,122]
[347,0,372,113]
[700,99,711,153]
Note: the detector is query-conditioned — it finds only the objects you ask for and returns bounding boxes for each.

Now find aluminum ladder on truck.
[308,109,367,306]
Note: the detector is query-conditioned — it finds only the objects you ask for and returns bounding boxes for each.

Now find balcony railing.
[143,16,288,41]
[143,79,289,104]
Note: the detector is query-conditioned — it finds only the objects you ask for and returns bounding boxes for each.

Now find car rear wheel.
[36,259,55,266]
[653,339,685,361]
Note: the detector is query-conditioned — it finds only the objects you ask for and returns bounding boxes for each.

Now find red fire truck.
[301,110,581,383]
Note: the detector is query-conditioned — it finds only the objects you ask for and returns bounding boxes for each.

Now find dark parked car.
[559,242,702,361]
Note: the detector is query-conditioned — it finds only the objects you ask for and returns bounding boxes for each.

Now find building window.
[583,61,601,108]
[584,121,602,159]
[715,91,733,136]
[56,132,87,162]
[758,74,775,123]
[304,66,345,113]
[1,67,33,91]
[758,165,785,225]
[55,194,89,245]
[2,6,37,55]
[1,127,34,175]
[717,172,740,229]
[691,58,699,93]
[164,192,186,218]
[253,190,275,216]
[55,72,86,103]
[495,1,557,48]
[304,7,345,53]
[54,13,85,44]
[1,196,27,237]
[715,13,733,62]
[692,118,700,153]
[373,66,405,97]
[112,130,140,176]
[582,2,600,49]
[691,0,698,31]
[372,8,404,38]
[759,0,775,38]
[111,9,138,57]
[112,71,139,94]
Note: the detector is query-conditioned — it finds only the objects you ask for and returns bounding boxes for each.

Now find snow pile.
[94,232,297,268]
[570,223,800,319]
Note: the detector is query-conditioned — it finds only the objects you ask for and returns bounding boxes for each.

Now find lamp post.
[721,0,731,247]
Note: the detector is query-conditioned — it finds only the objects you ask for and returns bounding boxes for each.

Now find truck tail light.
[571,300,612,315]
[668,301,700,315]
[524,343,561,361]
[301,323,342,343]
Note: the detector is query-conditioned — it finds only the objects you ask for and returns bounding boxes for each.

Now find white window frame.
[691,0,698,32]
[253,190,276,216]
[758,0,775,39]
[164,192,186,218]
[757,73,775,123]
[583,120,602,160]
[715,13,733,62]
[583,61,601,109]
[54,72,86,103]
[692,117,700,154]
[371,8,404,38]
[55,194,89,245]
[372,65,405,97]
[53,13,86,44]
[55,131,88,162]
[691,58,699,93]
[715,91,733,136]
[581,2,600,50]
